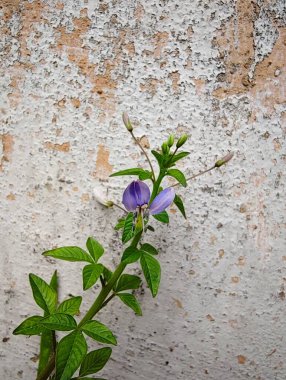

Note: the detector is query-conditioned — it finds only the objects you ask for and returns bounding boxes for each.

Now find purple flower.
[122,180,175,215]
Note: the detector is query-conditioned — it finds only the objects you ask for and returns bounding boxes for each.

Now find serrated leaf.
[86,237,104,263]
[122,213,134,243]
[174,194,186,219]
[83,264,104,290]
[152,210,169,223]
[167,168,187,187]
[117,293,142,316]
[110,168,145,177]
[121,246,141,264]
[29,274,57,314]
[41,313,77,331]
[140,243,158,255]
[57,296,82,316]
[114,218,125,230]
[169,151,190,164]
[55,331,87,380]
[140,254,161,297]
[43,247,94,264]
[13,316,44,336]
[79,348,112,377]
[81,321,117,345]
[115,274,141,292]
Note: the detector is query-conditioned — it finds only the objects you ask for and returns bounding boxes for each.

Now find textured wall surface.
[1,0,286,379]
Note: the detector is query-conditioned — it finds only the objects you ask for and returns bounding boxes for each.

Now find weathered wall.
[1,0,286,379]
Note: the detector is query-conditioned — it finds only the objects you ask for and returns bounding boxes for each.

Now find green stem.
[78,262,127,328]
[166,147,178,166]
[37,232,143,380]
[149,170,165,203]
[99,293,116,310]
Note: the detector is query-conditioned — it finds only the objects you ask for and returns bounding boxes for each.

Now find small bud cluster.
[161,134,188,155]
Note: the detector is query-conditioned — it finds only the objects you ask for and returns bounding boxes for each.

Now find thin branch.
[130,131,155,181]
[170,165,216,188]
[99,293,116,310]
[113,202,128,213]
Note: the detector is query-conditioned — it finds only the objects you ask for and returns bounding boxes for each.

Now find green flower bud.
[176,134,188,148]
[167,134,175,147]
[161,142,169,154]
[122,112,133,132]
[215,152,234,167]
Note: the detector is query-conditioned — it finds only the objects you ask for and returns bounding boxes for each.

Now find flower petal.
[133,180,150,206]
[149,187,175,215]
[122,180,150,211]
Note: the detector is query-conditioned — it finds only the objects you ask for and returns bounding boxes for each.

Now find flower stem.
[130,131,155,182]
[113,203,128,213]
[169,165,216,188]
[149,169,165,203]
[36,232,143,380]
[78,262,127,328]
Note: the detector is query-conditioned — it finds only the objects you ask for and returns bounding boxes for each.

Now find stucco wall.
[1,0,286,379]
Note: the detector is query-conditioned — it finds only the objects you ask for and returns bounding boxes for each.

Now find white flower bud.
[93,186,114,207]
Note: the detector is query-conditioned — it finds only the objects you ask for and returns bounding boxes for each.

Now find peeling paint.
[94,144,113,180]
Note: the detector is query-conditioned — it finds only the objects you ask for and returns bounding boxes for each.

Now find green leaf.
[169,151,190,165]
[121,247,141,264]
[79,348,112,376]
[115,274,141,292]
[82,264,104,290]
[117,293,142,316]
[152,211,169,224]
[50,270,59,294]
[41,313,77,331]
[55,331,87,380]
[151,150,164,167]
[86,237,104,263]
[29,274,57,314]
[140,243,158,255]
[57,296,82,316]
[13,316,44,336]
[43,246,94,264]
[38,271,58,376]
[140,254,161,297]
[81,321,117,345]
[122,213,134,243]
[167,168,187,187]
[110,168,145,177]
[138,170,153,180]
[114,218,125,230]
[146,225,155,232]
[102,266,112,283]
[174,194,186,219]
